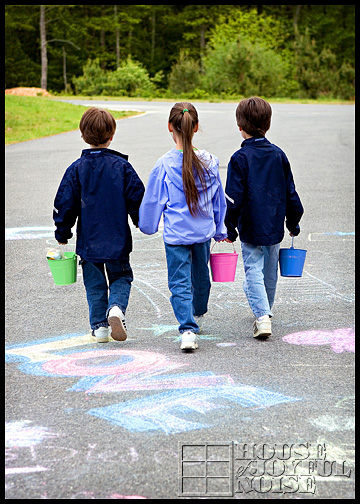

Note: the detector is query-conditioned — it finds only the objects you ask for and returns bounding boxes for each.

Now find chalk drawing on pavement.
[5,420,58,477]
[282,328,355,353]
[5,226,56,240]
[308,231,355,241]
[5,420,58,447]
[5,333,301,433]
[139,324,221,342]
[309,415,355,432]
[87,385,301,434]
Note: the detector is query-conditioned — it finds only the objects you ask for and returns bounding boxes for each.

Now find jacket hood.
[163,148,219,192]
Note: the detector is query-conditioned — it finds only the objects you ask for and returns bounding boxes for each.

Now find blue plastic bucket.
[279,238,306,277]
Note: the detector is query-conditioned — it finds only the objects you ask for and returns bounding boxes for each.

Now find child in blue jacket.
[139,102,227,351]
[53,107,145,343]
[224,97,303,339]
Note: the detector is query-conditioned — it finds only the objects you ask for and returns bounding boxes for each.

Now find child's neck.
[89,140,112,149]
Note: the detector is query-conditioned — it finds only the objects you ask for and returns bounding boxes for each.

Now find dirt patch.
[5,87,51,97]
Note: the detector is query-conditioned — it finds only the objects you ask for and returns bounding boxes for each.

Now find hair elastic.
[182,108,189,114]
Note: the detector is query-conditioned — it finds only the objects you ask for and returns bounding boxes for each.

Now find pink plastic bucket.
[210,242,238,282]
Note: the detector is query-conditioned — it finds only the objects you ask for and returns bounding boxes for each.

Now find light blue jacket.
[139,148,227,245]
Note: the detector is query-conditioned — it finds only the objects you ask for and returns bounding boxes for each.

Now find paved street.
[5,101,355,499]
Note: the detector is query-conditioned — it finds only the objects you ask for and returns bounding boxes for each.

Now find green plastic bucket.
[47,252,77,285]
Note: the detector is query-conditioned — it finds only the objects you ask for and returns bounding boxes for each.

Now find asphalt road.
[5,100,355,499]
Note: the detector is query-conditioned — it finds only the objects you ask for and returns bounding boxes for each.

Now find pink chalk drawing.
[282,328,355,353]
[41,349,177,377]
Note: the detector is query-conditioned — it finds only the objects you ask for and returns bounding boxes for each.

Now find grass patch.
[5,95,141,145]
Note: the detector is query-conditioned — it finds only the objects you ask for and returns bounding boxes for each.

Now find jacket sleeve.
[123,162,145,227]
[138,161,168,235]
[224,154,246,242]
[53,164,80,244]
[212,170,228,242]
[283,155,304,236]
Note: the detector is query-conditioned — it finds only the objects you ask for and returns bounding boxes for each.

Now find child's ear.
[194,123,199,133]
[168,122,173,133]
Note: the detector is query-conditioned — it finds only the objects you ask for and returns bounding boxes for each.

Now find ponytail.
[168,102,208,216]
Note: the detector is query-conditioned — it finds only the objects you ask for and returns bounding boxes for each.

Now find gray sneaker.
[180,330,199,351]
[253,315,271,339]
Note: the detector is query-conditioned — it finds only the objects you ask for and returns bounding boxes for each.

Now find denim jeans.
[80,258,133,331]
[164,240,211,334]
[240,241,280,319]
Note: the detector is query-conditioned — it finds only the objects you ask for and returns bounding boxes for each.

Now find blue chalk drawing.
[88,386,301,434]
[324,232,354,236]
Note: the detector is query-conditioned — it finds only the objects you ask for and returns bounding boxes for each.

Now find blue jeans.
[80,258,133,331]
[164,240,211,333]
[241,241,280,319]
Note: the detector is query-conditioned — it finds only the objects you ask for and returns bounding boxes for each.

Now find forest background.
[5,4,355,101]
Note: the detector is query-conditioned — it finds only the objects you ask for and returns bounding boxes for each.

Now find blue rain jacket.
[225,136,303,246]
[53,148,145,262]
[139,148,227,244]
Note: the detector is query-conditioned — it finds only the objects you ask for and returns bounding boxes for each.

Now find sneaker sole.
[109,316,127,341]
[96,335,109,343]
[180,341,199,351]
[253,331,271,339]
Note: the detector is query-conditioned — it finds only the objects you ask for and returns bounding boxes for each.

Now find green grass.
[5,95,142,145]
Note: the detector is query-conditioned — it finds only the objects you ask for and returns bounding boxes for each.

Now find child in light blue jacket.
[139,102,227,351]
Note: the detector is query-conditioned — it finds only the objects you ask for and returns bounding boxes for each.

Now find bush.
[73,57,155,97]
[72,59,107,96]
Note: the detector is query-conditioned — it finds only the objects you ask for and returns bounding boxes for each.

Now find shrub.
[73,57,155,97]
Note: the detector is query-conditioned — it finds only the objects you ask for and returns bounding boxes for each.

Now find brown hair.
[79,107,116,146]
[236,97,272,137]
[168,102,208,217]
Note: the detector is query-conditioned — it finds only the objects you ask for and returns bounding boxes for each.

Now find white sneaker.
[94,326,109,343]
[108,306,127,341]
[194,315,204,333]
[180,330,199,351]
[253,315,271,339]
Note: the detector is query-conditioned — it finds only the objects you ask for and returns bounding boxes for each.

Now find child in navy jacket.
[224,97,303,339]
[53,107,145,343]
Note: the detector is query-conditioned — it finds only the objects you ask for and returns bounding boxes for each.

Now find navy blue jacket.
[53,148,145,262]
[224,137,303,246]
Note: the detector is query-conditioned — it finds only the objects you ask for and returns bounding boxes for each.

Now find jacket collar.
[81,148,128,161]
[241,136,268,148]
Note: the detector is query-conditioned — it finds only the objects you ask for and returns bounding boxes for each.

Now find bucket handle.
[211,240,237,254]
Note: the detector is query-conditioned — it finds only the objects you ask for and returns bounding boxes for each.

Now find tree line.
[5,5,355,100]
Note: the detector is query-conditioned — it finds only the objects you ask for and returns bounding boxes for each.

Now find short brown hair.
[236,97,272,137]
[79,107,116,146]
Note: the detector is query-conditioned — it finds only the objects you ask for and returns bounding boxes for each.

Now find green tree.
[168,50,202,94]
